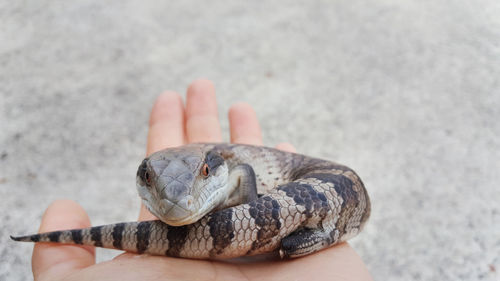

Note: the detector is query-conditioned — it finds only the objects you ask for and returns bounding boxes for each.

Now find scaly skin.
[12,143,370,259]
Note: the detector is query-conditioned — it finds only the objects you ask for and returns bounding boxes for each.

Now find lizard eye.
[137,159,151,185]
[201,163,210,177]
[144,171,151,184]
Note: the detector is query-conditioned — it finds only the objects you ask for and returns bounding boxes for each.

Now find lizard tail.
[10,220,171,255]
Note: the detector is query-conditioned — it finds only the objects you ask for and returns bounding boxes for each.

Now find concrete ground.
[1,1,499,280]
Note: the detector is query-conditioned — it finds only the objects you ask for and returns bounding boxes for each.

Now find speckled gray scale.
[12,143,370,259]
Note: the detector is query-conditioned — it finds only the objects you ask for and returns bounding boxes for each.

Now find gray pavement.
[1,1,499,280]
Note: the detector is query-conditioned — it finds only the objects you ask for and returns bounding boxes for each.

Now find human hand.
[32,79,373,280]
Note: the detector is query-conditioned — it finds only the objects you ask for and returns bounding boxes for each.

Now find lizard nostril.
[176,196,195,211]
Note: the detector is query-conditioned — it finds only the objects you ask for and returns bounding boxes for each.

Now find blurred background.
[1,1,499,280]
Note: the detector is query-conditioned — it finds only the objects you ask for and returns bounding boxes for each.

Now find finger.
[229,102,263,145]
[32,200,95,281]
[185,79,222,143]
[141,92,187,221]
[276,142,296,153]
[146,91,186,156]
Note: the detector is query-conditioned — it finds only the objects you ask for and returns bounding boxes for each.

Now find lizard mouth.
[156,196,198,226]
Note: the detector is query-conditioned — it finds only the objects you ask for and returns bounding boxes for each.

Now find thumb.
[32,200,95,281]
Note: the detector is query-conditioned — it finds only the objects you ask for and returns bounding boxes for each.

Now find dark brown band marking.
[305,173,359,235]
[71,230,83,245]
[166,225,189,257]
[277,182,330,220]
[90,226,103,247]
[31,235,40,242]
[136,221,151,254]
[48,231,61,242]
[247,196,281,254]
[112,223,126,249]
[208,208,234,257]
[305,173,357,208]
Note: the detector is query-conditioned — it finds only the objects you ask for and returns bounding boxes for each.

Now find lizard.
[11,143,370,259]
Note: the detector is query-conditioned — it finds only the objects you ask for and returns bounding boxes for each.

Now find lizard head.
[136,144,229,226]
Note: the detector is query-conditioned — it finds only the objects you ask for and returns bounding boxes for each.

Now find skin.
[31,79,373,281]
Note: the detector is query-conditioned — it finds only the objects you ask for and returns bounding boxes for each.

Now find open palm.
[32,79,373,281]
